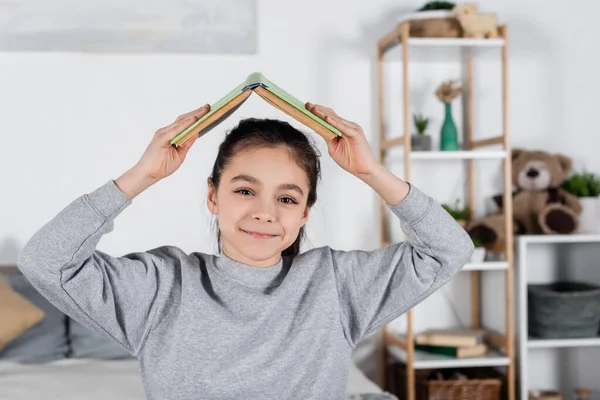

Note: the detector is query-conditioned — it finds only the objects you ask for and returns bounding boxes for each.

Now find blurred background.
[1,1,599,399]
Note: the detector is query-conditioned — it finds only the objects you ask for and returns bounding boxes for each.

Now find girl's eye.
[235,189,253,196]
[279,197,298,205]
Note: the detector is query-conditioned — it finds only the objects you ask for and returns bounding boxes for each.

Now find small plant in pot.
[470,237,486,263]
[561,171,600,233]
[411,114,432,151]
[442,200,470,228]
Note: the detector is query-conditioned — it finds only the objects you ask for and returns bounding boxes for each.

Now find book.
[170,72,342,147]
[415,343,488,358]
[415,328,487,347]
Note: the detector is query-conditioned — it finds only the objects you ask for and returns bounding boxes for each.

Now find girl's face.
[207,146,311,268]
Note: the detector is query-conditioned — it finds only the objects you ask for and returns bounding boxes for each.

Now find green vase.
[440,102,459,151]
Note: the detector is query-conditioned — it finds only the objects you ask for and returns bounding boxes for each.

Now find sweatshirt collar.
[212,251,289,289]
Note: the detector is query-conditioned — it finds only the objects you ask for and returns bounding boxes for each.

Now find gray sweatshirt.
[17,179,473,400]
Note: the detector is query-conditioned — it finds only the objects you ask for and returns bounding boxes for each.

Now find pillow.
[0,274,45,352]
[69,318,134,359]
[0,273,69,363]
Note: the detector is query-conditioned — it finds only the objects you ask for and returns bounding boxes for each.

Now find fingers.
[155,104,211,139]
[326,114,362,133]
[306,102,363,138]
[306,102,338,119]
[175,104,210,122]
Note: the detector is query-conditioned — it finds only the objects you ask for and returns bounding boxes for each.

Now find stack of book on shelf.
[414,328,488,358]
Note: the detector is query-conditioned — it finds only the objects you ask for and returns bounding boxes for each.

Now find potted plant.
[411,114,432,151]
[442,200,470,228]
[561,171,600,233]
[470,237,486,263]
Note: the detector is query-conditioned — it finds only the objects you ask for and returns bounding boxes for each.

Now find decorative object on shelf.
[452,3,499,38]
[435,80,462,151]
[414,342,487,358]
[468,149,582,249]
[573,387,591,400]
[390,364,504,400]
[561,171,600,233]
[411,113,432,151]
[418,1,456,11]
[415,328,487,347]
[529,390,563,400]
[442,200,470,228]
[470,237,486,263]
[528,281,600,339]
[400,1,463,38]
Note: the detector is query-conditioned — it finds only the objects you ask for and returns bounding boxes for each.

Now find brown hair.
[209,118,321,257]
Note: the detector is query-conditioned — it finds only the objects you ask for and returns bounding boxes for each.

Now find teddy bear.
[452,3,499,39]
[467,149,582,249]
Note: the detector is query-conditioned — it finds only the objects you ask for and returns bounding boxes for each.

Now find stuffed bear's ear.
[511,148,523,161]
[555,154,572,174]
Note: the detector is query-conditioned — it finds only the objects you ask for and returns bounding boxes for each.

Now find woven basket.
[409,17,463,38]
[528,281,600,339]
[388,363,504,400]
[428,377,501,400]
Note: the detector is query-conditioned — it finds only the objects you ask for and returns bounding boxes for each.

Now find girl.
[18,102,474,399]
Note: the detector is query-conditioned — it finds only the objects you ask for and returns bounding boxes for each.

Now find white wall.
[1,0,600,391]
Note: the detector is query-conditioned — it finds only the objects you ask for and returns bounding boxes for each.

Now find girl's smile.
[241,229,280,239]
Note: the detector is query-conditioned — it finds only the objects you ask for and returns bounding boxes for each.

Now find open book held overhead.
[170,72,342,147]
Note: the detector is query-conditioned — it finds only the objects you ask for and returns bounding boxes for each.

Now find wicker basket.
[428,376,502,400]
[397,11,463,38]
[528,281,600,339]
[388,362,505,400]
[409,17,462,38]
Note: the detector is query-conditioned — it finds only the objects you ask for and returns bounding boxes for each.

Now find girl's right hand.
[115,104,210,200]
[134,104,210,183]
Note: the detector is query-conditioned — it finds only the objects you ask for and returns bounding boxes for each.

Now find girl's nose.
[251,200,276,222]
[252,211,274,223]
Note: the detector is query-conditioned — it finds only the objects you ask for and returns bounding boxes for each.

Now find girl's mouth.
[242,230,278,239]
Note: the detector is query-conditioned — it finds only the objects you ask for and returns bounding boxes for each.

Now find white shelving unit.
[517,234,600,399]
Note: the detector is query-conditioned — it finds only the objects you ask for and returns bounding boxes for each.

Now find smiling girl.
[18,102,474,399]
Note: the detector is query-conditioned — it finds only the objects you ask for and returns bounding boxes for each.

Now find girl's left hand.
[306,102,380,177]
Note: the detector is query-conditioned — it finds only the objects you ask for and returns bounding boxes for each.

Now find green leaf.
[561,171,600,197]
[413,113,430,134]
[417,1,456,11]
[442,199,470,220]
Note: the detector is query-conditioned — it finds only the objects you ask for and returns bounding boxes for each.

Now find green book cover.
[170,72,342,145]
[415,343,487,358]
[415,344,460,357]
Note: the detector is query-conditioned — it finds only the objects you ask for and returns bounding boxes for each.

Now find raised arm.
[17,105,210,355]
[329,181,473,346]
[305,102,474,346]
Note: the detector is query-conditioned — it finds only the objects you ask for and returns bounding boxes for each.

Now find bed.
[1,267,397,400]
[0,358,396,400]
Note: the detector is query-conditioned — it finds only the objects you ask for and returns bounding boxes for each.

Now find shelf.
[518,234,600,244]
[387,344,510,369]
[379,12,506,58]
[381,37,505,62]
[407,150,507,160]
[462,261,509,271]
[528,337,600,349]
[400,38,505,48]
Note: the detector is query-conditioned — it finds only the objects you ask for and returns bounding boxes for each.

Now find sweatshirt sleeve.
[331,183,474,347]
[17,180,175,357]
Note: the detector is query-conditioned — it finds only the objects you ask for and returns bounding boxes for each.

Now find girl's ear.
[300,206,311,226]
[207,177,218,215]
